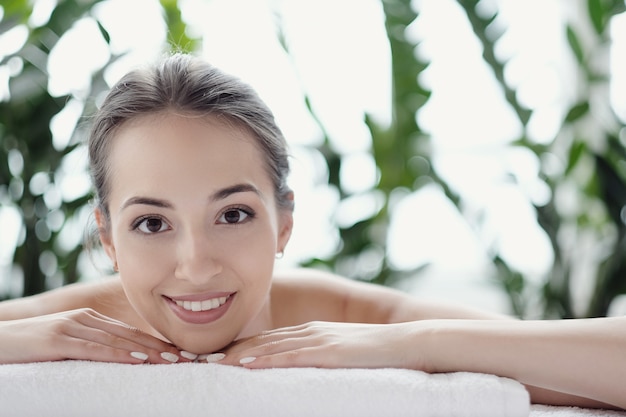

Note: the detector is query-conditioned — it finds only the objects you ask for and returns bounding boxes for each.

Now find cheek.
[117,240,171,273]
[114,235,173,304]
[214,227,277,304]
[225,226,277,268]
[116,243,171,331]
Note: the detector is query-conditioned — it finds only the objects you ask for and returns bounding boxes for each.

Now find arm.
[0,279,187,364]
[0,279,120,320]
[225,318,624,409]
[226,269,625,409]
[420,317,626,409]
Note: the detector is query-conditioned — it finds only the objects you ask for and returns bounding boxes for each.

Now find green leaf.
[587,0,605,35]
[594,154,626,225]
[96,20,111,44]
[566,24,585,65]
[457,0,532,125]
[565,141,586,175]
[1,0,32,19]
[159,0,199,53]
[564,101,590,122]
[0,0,32,39]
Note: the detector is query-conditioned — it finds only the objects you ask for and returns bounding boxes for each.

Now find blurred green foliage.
[456,0,626,317]
[0,0,196,298]
[300,0,626,318]
[1,0,625,319]
[0,0,100,296]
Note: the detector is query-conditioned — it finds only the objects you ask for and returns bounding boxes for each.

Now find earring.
[275,251,284,259]
[113,262,119,273]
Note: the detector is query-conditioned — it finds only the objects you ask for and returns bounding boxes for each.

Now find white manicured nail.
[181,351,198,360]
[130,351,149,361]
[239,356,256,364]
[161,352,180,363]
[205,353,226,363]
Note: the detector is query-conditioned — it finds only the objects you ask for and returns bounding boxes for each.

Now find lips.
[174,296,229,312]
[165,292,235,324]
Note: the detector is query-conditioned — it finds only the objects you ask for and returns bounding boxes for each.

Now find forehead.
[106,113,273,203]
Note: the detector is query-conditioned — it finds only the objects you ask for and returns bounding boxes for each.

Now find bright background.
[2,0,626,315]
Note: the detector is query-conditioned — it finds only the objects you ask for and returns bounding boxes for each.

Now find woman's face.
[96,112,293,354]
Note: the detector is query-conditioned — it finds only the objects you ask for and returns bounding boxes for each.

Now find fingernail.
[160,352,180,363]
[240,356,256,364]
[130,351,149,361]
[180,351,198,360]
[205,353,226,363]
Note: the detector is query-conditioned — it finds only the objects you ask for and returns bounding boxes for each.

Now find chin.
[169,330,237,355]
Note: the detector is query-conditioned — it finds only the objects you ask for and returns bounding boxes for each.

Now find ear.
[94,208,117,269]
[276,193,294,254]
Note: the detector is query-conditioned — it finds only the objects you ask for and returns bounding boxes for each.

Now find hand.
[0,308,191,364]
[220,321,429,370]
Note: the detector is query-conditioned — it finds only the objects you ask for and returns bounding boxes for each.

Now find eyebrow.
[210,183,261,201]
[120,183,262,211]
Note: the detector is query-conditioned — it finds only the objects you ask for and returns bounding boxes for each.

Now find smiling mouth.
[173,295,231,312]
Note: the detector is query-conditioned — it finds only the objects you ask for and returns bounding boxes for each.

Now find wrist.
[412,319,487,374]
[422,320,453,374]
[404,320,451,373]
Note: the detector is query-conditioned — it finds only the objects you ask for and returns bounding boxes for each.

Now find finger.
[100,325,187,363]
[225,327,313,355]
[239,345,392,370]
[256,322,316,335]
[76,310,170,349]
[67,311,187,363]
[57,335,158,364]
[63,325,181,364]
[229,322,321,347]
[237,346,337,369]
[221,334,317,366]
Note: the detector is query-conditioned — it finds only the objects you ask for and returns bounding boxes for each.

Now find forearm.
[420,317,626,409]
[0,279,117,321]
[0,297,41,320]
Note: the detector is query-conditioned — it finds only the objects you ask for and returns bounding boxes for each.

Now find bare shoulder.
[270,268,510,326]
[269,268,374,326]
[0,277,128,321]
[271,268,404,304]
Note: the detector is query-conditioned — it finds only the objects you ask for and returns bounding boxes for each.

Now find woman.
[0,53,623,410]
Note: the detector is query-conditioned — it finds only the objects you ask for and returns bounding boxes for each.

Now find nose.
[174,230,222,284]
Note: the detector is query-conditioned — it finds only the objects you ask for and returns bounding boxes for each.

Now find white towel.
[0,361,529,417]
[530,405,626,417]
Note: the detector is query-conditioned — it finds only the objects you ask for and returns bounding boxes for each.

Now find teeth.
[175,296,229,312]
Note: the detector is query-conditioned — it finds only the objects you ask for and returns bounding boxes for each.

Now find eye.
[133,216,170,234]
[217,208,254,225]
